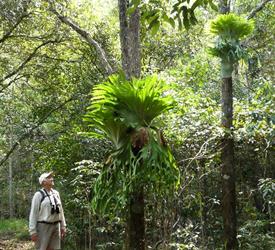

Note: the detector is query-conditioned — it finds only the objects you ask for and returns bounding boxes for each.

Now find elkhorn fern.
[208,13,254,77]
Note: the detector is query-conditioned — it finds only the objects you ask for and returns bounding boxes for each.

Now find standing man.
[29,172,66,250]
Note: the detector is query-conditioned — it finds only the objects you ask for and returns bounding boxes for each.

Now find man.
[29,172,66,250]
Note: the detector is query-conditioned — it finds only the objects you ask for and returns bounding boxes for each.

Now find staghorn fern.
[84,74,174,148]
[208,13,254,77]
[84,74,179,215]
[210,13,254,40]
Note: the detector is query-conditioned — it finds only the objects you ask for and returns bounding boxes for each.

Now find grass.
[0,218,30,240]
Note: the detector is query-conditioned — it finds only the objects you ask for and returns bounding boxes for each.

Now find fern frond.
[210,13,254,40]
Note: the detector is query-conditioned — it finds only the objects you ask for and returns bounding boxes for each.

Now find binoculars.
[51,205,60,214]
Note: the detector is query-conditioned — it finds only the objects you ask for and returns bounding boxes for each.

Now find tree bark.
[118,0,141,79]
[118,1,144,248]
[218,1,237,248]
[221,77,237,250]
[247,0,272,20]
[9,122,14,218]
[125,189,145,250]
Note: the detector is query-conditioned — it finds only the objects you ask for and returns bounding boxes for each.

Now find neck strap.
[43,188,58,207]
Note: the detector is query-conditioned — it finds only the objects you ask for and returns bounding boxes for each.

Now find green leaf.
[178,15,183,30]
[182,6,190,30]
[150,19,160,36]
[189,10,198,25]
[209,0,218,11]
[162,13,176,28]
[127,0,141,15]
[191,0,203,10]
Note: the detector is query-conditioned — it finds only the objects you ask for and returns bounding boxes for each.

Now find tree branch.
[0,12,31,44]
[247,0,272,19]
[0,95,77,167]
[0,40,58,93]
[49,7,114,76]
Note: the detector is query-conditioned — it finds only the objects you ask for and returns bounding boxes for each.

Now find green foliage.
[238,220,275,250]
[170,220,201,249]
[0,0,274,249]
[258,178,275,206]
[208,13,254,77]
[138,0,217,35]
[69,160,102,209]
[0,219,29,240]
[234,80,275,146]
[210,13,254,40]
[208,37,247,62]
[208,14,254,60]
[84,74,175,148]
[84,74,180,215]
[171,0,217,30]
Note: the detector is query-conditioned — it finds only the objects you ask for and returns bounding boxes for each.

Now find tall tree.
[209,13,254,249]
[117,0,145,248]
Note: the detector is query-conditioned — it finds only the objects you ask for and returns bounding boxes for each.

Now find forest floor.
[0,239,34,250]
[0,219,35,250]
[0,232,35,250]
[0,235,34,250]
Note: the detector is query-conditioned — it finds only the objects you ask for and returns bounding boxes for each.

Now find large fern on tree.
[84,74,179,214]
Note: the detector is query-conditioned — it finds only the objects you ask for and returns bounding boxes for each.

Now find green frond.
[208,14,254,67]
[210,13,254,40]
[84,74,179,215]
[208,38,247,62]
[91,133,180,215]
[84,74,175,147]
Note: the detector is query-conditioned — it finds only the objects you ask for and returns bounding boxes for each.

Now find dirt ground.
[0,238,35,250]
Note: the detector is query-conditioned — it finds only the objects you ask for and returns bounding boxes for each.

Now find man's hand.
[61,227,66,239]
[31,233,38,242]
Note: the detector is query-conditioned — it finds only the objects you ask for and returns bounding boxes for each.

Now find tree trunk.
[118,1,145,249]
[221,77,237,250]
[9,86,14,218]
[88,209,92,250]
[218,1,237,248]
[118,0,141,79]
[125,188,145,250]
[9,131,14,218]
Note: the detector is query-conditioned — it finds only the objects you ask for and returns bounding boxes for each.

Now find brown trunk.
[118,0,141,79]
[221,77,237,249]
[125,188,145,250]
[118,1,145,249]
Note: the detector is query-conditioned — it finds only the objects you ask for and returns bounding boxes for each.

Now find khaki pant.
[36,222,61,250]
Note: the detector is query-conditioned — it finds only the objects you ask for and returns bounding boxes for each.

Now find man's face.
[43,175,54,187]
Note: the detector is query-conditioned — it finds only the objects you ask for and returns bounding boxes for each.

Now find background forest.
[0,0,274,249]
